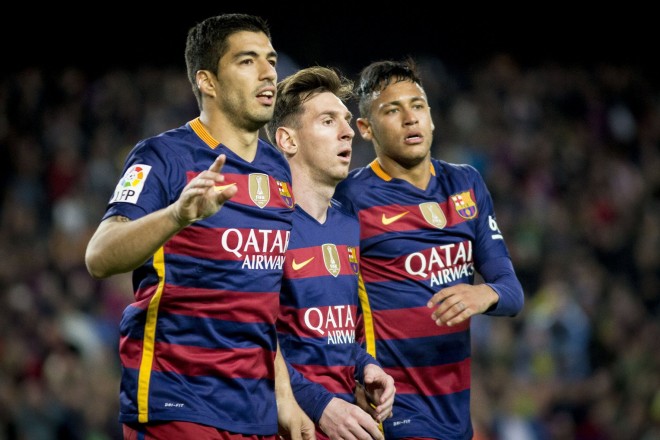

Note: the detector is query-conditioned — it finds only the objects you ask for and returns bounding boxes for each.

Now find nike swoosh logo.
[291,257,314,270]
[381,211,408,225]
[214,183,237,192]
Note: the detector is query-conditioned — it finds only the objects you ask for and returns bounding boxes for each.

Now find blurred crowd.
[0,52,658,440]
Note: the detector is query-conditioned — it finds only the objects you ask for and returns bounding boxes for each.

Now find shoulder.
[433,159,486,186]
[433,158,480,177]
[330,198,359,222]
[335,166,372,194]
[258,138,285,158]
[347,165,373,180]
[257,138,291,171]
[131,123,196,157]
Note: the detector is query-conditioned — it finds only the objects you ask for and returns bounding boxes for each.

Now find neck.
[198,112,261,162]
[291,169,335,223]
[378,155,432,190]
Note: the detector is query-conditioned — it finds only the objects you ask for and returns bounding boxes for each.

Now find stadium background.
[1,8,658,440]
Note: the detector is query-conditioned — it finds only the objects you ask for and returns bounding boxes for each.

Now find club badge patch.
[109,164,152,204]
[277,180,294,208]
[249,173,270,208]
[347,246,359,274]
[419,202,447,228]
[322,243,340,277]
[451,191,478,219]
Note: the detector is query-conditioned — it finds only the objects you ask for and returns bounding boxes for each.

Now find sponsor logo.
[304,305,356,344]
[292,257,314,270]
[221,228,290,270]
[404,240,475,287]
[381,211,408,225]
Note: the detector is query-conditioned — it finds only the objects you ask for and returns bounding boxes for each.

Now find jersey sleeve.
[286,357,334,424]
[469,165,524,316]
[103,137,184,221]
[479,256,524,316]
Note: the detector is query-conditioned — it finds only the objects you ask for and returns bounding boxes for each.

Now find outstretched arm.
[85,154,237,278]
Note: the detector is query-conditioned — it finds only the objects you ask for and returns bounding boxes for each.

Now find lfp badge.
[110,164,152,204]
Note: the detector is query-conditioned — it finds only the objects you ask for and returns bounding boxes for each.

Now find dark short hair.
[355,58,422,118]
[185,13,271,108]
[265,66,353,145]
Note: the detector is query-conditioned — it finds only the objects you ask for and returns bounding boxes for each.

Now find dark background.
[4,8,656,78]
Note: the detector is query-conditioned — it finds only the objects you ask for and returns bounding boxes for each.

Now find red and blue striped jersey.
[333,159,524,439]
[103,118,294,435]
[277,202,378,429]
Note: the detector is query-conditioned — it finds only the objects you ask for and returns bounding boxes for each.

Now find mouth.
[337,147,352,161]
[256,87,275,105]
[404,132,423,144]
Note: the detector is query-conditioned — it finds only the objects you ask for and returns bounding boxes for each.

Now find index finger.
[209,154,227,173]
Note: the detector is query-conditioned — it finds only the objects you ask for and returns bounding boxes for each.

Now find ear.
[356,118,372,141]
[196,70,217,98]
[275,127,298,157]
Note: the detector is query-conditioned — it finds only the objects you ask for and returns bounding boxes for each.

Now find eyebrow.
[318,109,353,120]
[380,95,427,107]
[231,49,278,61]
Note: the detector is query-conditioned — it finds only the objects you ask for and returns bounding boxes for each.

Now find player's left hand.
[359,364,395,422]
[427,283,499,326]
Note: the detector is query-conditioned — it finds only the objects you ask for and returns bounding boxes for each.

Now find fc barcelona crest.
[322,243,340,277]
[347,246,359,274]
[249,173,270,208]
[451,191,478,219]
[419,202,446,228]
[277,180,294,208]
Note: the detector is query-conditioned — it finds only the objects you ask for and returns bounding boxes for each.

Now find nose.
[341,120,355,140]
[260,59,277,82]
[402,108,418,126]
